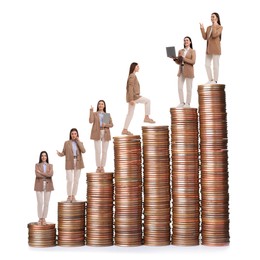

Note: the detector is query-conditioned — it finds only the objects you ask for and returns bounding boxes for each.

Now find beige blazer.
[89,110,113,141]
[59,140,86,170]
[126,73,141,102]
[175,48,196,78]
[200,24,223,55]
[34,163,54,192]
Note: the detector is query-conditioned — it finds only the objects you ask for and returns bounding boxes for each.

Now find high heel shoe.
[71,195,76,202]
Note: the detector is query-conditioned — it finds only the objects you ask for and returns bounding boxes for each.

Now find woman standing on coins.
[173,36,196,108]
[200,12,223,84]
[34,151,54,225]
[89,99,113,173]
[122,62,155,135]
[57,128,86,202]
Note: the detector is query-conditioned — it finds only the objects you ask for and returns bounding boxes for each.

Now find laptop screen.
[166,46,176,58]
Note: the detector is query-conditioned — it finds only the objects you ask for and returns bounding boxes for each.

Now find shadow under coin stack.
[198,84,230,246]
[57,201,86,246]
[86,172,114,246]
[142,126,171,246]
[170,108,200,246]
[113,135,143,246]
[27,222,56,247]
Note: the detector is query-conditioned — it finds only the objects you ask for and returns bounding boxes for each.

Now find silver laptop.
[166,46,176,58]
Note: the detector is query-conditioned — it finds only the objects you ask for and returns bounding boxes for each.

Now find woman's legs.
[205,54,213,81]
[213,55,220,82]
[185,78,193,106]
[177,74,185,107]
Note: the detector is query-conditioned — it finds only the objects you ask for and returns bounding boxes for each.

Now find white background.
[0,0,259,259]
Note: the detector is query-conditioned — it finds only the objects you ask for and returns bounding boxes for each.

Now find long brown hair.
[129,62,138,75]
[39,151,49,163]
[69,128,79,140]
[212,12,222,40]
[96,100,106,113]
[183,36,193,49]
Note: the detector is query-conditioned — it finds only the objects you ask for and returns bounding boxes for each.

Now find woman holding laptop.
[173,36,196,108]
[89,100,113,173]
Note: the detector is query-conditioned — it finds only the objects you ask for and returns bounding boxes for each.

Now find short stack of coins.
[57,201,86,246]
[170,108,200,246]
[142,126,171,246]
[198,84,230,246]
[27,222,56,247]
[86,172,114,246]
[113,135,143,246]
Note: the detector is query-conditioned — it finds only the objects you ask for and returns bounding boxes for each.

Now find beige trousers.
[94,129,109,167]
[66,159,81,196]
[123,96,151,129]
[178,74,193,105]
[36,181,51,218]
[205,54,220,82]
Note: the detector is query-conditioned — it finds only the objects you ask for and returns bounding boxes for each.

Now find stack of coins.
[170,108,200,246]
[142,126,171,246]
[27,222,56,247]
[86,172,114,246]
[113,135,142,246]
[57,201,86,246]
[198,84,230,246]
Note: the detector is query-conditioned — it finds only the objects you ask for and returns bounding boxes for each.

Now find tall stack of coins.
[142,126,171,246]
[86,172,114,246]
[27,222,56,247]
[57,201,86,246]
[170,108,200,246]
[198,84,230,246]
[113,135,142,246]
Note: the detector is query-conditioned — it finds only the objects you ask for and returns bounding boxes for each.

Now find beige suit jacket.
[200,24,223,55]
[89,110,113,141]
[59,140,86,170]
[34,163,54,191]
[126,73,141,102]
[175,48,196,78]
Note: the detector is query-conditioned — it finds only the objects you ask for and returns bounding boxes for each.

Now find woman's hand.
[200,23,204,29]
[56,150,62,156]
[177,56,183,63]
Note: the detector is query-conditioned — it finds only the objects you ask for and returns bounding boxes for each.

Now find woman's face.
[41,153,47,162]
[71,131,78,140]
[184,38,191,48]
[134,65,139,73]
[98,101,105,111]
[211,14,218,24]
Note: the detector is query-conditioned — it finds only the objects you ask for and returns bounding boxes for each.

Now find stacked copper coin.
[142,126,171,246]
[113,135,142,246]
[28,222,56,247]
[198,84,230,246]
[86,172,114,246]
[57,201,86,246]
[170,108,200,246]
